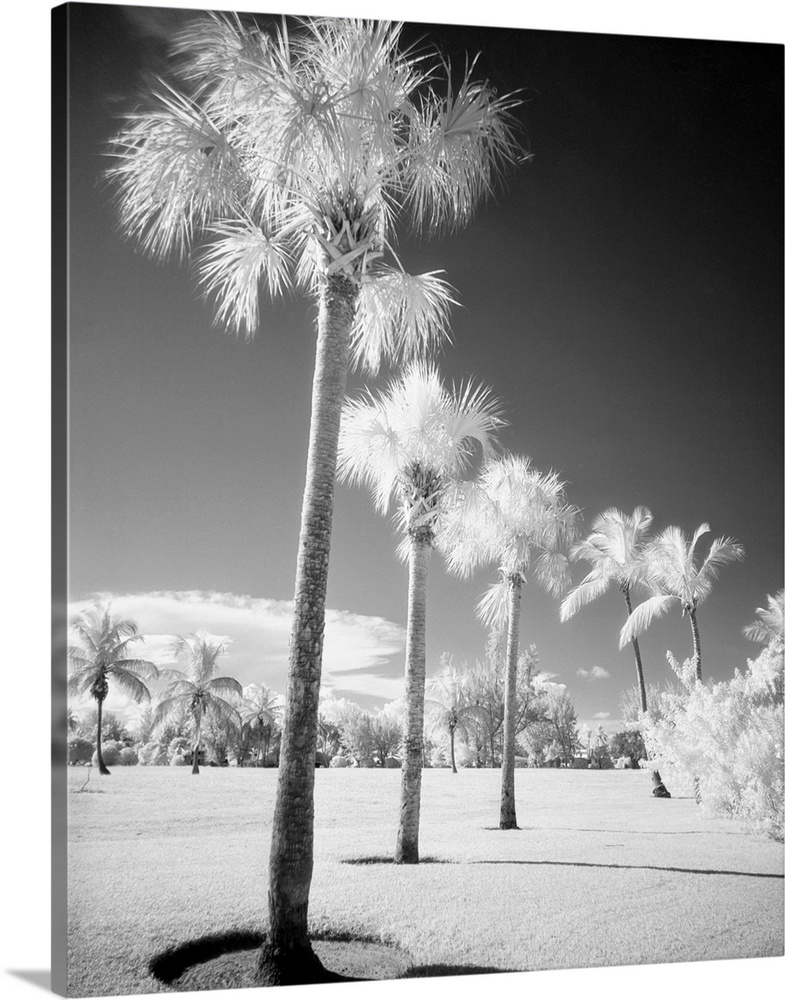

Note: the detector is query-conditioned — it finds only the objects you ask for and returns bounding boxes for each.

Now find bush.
[167,737,191,763]
[642,643,784,840]
[117,747,139,766]
[68,736,93,765]
[170,753,189,766]
[92,740,124,767]
[137,741,168,766]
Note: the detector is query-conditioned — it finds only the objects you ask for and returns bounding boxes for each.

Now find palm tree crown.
[68,605,159,707]
[337,361,504,545]
[446,454,578,621]
[108,14,520,363]
[744,590,785,647]
[68,604,159,775]
[560,506,653,622]
[619,523,744,649]
[154,631,243,771]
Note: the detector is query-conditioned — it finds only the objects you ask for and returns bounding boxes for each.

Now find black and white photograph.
[9,1,785,998]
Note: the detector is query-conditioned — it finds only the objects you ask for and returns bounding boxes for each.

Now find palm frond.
[619,594,679,648]
[199,216,293,336]
[207,676,244,699]
[744,590,785,645]
[560,571,613,621]
[477,577,510,630]
[352,268,456,373]
[108,667,153,704]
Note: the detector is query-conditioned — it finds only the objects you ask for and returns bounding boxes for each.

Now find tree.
[107,13,519,981]
[560,506,669,793]
[445,454,576,828]
[744,590,785,648]
[242,684,283,766]
[543,685,580,762]
[338,362,502,861]
[426,653,482,773]
[153,631,243,775]
[610,729,647,768]
[620,523,744,681]
[67,605,159,775]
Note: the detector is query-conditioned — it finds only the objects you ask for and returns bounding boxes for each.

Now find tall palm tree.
[242,683,283,766]
[338,362,503,862]
[107,14,519,981]
[619,523,744,682]
[426,654,482,773]
[744,590,785,648]
[67,605,159,775]
[154,631,243,774]
[445,455,577,829]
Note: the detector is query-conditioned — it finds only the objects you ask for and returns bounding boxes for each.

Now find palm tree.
[619,523,744,682]
[107,14,519,981]
[744,590,785,648]
[338,362,503,862]
[67,605,159,775]
[426,654,482,773]
[153,631,243,774]
[242,683,283,766]
[559,506,669,794]
[445,455,577,829]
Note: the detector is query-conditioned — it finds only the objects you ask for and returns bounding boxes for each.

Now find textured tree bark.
[257,272,357,986]
[499,575,522,830]
[395,531,432,864]
[95,695,110,776]
[688,608,702,682]
[449,726,457,774]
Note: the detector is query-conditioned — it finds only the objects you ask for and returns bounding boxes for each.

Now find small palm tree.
[444,455,577,829]
[67,605,159,775]
[744,590,785,648]
[242,683,283,766]
[107,14,519,980]
[426,654,482,773]
[338,362,503,862]
[154,631,243,774]
[619,523,744,681]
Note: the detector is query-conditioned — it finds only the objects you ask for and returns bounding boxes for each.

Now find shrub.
[68,736,93,765]
[117,747,139,766]
[167,736,191,763]
[137,741,168,766]
[92,740,124,767]
[170,753,189,766]
[642,643,784,840]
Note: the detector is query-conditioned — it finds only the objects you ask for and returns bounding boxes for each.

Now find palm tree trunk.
[500,574,522,830]
[688,607,702,682]
[623,588,668,795]
[449,726,457,774]
[95,696,110,776]
[395,531,432,864]
[258,272,357,986]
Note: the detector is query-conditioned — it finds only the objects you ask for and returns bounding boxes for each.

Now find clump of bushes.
[642,642,784,840]
[68,736,94,765]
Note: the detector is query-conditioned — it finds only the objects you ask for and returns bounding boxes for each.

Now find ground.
[66,766,784,995]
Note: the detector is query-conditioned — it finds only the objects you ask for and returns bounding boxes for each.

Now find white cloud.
[68,590,407,719]
[577,665,610,681]
[592,711,611,719]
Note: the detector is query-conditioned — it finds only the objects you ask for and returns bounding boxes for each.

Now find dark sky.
[64,2,782,726]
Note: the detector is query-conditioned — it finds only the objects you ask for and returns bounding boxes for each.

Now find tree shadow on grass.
[149,930,264,983]
[342,855,456,865]
[470,860,783,879]
[403,965,522,977]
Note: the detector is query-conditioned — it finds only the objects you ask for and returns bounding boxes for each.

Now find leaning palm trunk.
[622,588,668,794]
[449,724,457,774]
[258,274,357,984]
[95,695,110,776]
[191,707,201,775]
[500,575,522,829]
[395,531,432,864]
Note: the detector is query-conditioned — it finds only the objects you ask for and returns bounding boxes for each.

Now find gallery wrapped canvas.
[50,2,782,998]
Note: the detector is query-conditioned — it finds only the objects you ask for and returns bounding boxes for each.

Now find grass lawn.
[66,766,784,996]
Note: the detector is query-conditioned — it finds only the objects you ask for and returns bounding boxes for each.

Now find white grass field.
[66,766,784,996]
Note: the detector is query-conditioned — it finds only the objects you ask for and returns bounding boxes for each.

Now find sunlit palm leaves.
[107,13,520,350]
[619,524,744,649]
[445,454,578,621]
[743,590,784,647]
[337,361,504,542]
[560,506,654,622]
